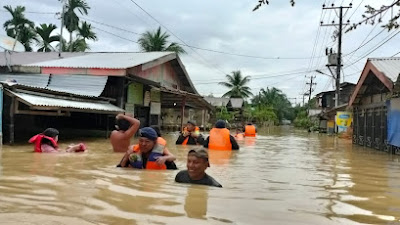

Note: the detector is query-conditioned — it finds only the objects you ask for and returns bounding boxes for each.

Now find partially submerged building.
[349,58,400,153]
[0,52,211,143]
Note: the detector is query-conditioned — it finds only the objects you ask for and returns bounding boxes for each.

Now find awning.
[158,86,212,110]
[7,90,123,114]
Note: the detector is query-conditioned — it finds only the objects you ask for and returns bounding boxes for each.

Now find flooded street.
[1,127,400,225]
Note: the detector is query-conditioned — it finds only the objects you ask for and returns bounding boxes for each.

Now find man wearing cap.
[117,127,177,170]
[175,148,222,188]
[176,121,205,145]
[111,113,140,152]
[203,120,239,150]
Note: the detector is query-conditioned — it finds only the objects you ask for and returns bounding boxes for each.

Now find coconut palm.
[63,0,90,51]
[35,24,59,52]
[138,26,186,54]
[3,5,35,51]
[219,70,252,98]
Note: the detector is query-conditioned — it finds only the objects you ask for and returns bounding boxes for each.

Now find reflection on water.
[1,128,400,224]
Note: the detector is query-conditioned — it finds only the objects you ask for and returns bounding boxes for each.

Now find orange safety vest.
[208,128,232,151]
[182,126,200,145]
[131,144,166,170]
[28,134,58,153]
[244,125,256,137]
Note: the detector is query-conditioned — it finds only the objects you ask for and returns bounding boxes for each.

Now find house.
[348,57,400,153]
[0,52,211,143]
[204,97,245,127]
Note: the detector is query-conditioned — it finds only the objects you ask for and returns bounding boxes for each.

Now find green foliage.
[138,26,186,54]
[215,106,234,122]
[253,0,295,11]
[3,5,35,51]
[35,24,59,52]
[252,87,294,122]
[219,70,252,98]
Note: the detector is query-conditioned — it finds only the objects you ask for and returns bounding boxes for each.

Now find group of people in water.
[29,113,257,188]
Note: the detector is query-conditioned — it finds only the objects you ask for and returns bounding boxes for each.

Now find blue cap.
[139,127,158,141]
[215,120,226,128]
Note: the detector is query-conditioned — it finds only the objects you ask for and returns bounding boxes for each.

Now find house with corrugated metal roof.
[204,96,245,127]
[0,52,212,143]
[349,57,400,154]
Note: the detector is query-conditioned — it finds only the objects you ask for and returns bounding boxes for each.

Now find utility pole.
[321,3,351,107]
[307,76,317,102]
[59,2,66,57]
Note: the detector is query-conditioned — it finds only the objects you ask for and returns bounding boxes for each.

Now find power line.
[345,29,400,68]
[81,16,326,60]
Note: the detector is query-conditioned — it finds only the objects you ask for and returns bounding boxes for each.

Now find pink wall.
[41,67,126,76]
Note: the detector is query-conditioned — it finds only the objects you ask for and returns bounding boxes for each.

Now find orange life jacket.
[28,134,58,153]
[131,144,166,170]
[208,128,232,151]
[182,126,200,145]
[244,125,256,137]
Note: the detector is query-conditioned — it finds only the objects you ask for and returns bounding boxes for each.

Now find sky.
[0,0,399,105]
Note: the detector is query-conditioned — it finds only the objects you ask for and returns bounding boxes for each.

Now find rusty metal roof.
[9,90,123,114]
[24,52,175,69]
[369,57,400,82]
[0,52,88,66]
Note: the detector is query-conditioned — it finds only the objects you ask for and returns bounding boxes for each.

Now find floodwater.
[1,127,400,225]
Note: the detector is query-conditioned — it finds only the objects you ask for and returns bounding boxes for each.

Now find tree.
[35,24,59,52]
[252,0,400,32]
[138,26,186,54]
[252,87,293,122]
[77,21,97,41]
[3,5,35,51]
[219,70,252,98]
[57,38,88,52]
[63,0,90,51]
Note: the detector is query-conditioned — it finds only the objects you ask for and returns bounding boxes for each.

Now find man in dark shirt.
[175,148,222,188]
[176,121,205,145]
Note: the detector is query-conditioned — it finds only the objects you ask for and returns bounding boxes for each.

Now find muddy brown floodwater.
[1,126,400,225]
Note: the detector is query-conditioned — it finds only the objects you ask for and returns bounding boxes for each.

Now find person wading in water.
[110,113,140,152]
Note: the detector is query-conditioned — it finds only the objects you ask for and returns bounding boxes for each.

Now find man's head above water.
[116,118,131,131]
[138,127,158,153]
[186,120,196,132]
[187,148,210,180]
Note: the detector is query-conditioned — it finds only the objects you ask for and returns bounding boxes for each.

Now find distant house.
[314,82,356,132]
[0,52,212,143]
[204,97,245,127]
[349,57,400,153]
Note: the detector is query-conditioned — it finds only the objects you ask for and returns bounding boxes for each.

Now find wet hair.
[116,118,131,131]
[42,128,59,147]
[151,125,162,137]
[42,128,59,138]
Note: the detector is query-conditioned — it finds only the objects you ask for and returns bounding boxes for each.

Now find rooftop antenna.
[0,34,25,72]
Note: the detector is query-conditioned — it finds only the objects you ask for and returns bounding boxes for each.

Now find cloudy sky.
[0,0,399,105]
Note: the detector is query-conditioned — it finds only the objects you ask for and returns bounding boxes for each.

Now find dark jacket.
[176,134,205,145]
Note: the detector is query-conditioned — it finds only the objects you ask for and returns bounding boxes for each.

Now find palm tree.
[35,24,60,52]
[77,21,97,41]
[138,26,186,54]
[3,5,35,51]
[63,0,90,51]
[254,87,293,122]
[57,37,88,52]
[219,70,252,98]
